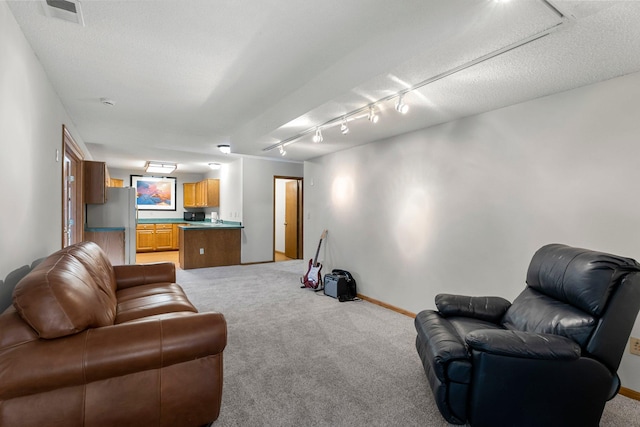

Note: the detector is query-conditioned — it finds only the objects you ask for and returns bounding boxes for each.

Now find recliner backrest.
[502,244,640,371]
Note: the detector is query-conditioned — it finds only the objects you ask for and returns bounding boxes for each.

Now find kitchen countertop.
[137,218,243,229]
[85,226,125,232]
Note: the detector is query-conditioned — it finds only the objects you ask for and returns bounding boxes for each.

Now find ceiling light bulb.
[340,118,349,135]
[312,128,323,143]
[279,145,286,156]
[368,106,379,124]
[395,95,409,114]
[217,144,231,154]
[208,163,221,170]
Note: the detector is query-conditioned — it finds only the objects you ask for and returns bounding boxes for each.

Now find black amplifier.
[324,271,357,301]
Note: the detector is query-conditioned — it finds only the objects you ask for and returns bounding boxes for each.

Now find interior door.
[62,126,84,247]
[284,180,299,259]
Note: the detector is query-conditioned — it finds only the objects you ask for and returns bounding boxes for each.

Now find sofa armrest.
[465,329,580,360]
[435,294,511,323]
[0,312,226,400]
[114,262,176,289]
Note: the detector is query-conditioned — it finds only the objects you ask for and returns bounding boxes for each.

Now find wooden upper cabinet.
[109,178,124,187]
[84,160,109,204]
[199,178,219,207]
[183,183,197,208]
[184,179,219,208]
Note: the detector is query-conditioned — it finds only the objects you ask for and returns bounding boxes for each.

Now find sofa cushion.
[13,242,117,339]
[115,282,198,324]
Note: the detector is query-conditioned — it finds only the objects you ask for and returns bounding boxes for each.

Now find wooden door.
[284,180,299,259]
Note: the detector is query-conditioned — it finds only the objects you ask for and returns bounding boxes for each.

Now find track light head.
[395,95,409,114]
[368,106,379,123]
[312,128,324,143]
[340,118,349,135]
[279,145,286,156]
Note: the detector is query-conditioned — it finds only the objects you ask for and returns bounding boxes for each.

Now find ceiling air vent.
[42,0,85,26]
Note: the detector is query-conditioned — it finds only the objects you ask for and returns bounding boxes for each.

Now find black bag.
[324,269,357,302]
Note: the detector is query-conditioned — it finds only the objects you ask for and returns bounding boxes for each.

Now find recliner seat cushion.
[502,287,597,347]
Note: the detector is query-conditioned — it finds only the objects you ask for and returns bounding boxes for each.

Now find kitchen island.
[178,221,243,269]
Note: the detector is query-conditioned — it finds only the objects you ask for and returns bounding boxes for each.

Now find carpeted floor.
[177,260,640,427]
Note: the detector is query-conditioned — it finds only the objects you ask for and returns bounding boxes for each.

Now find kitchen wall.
[108,167,209,220]
[304,69,640,392]
[0,2,90,276]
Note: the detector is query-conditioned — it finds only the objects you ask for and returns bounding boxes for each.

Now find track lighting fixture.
[312,128,324,143]
[395,94,409,114]
[340,117,349,135]
[263,0,570,156]
[368,106,379,124]
[217,144,231,154]
[279,145,286,156]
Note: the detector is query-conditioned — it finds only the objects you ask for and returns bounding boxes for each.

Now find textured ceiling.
[7,0,640,172]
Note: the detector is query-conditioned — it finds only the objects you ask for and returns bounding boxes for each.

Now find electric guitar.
[301,230,328,289]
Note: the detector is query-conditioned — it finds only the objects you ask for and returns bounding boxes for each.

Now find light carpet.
[176,260,640,427]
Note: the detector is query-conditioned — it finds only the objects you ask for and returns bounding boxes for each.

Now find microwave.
[184,212,205,221]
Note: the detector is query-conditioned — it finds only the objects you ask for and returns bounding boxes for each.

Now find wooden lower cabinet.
[136,223,177,252]
[154,224,173,250]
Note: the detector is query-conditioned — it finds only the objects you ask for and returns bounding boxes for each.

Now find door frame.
[273,176,303,261]
[62,125,85,247]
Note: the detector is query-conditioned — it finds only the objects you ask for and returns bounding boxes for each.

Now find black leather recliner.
[415,243,640,427]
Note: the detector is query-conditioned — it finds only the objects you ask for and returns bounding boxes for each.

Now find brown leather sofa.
[0,241,227,427]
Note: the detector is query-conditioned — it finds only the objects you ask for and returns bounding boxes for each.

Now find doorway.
[62,126,84,248]
[274,176,303,262]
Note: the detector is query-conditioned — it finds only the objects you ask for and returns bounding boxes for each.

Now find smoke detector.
[41,0,85,26]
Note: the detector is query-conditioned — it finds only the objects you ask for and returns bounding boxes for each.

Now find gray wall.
[240,157,303,264]
[0,2,89,274]
[304,70,640,392]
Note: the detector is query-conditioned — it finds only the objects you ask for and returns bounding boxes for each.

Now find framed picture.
[130,175,177,211]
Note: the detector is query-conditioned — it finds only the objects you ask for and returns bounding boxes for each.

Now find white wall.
[0,2,89,276]
[241,158,303,263]
[305,70,640,392]
[218,159,243,223]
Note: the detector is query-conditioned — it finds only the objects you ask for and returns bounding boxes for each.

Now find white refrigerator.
[86,187,137,264]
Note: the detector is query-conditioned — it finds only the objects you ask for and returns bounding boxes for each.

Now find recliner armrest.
[435,294,511,323]
[466,329,581,360]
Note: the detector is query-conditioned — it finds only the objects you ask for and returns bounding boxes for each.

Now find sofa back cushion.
[13,242,117,339]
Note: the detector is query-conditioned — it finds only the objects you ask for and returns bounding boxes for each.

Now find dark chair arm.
[435,294,511,323]
[466,329,581,360]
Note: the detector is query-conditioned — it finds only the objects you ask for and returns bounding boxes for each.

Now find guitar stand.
[300,277,324,292]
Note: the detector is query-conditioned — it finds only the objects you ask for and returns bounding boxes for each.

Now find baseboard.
[356,293,640,401]
[620,386,640,401]
[357,294,416,318]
